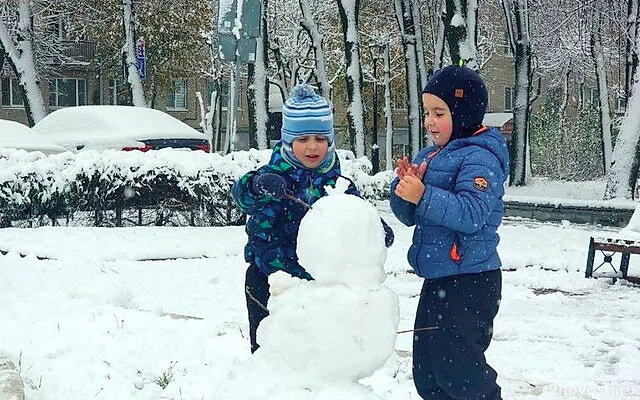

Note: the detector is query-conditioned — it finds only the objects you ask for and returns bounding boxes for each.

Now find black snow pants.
[244,263,270,353]
[412,268,502,400]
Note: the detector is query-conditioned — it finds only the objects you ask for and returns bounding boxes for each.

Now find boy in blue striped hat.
[232,83,394,353]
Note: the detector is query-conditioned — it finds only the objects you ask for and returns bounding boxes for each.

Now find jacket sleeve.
[244,196,313,279]
[390,177,416,227]
[253,238,312,279]
[339,174,361,196]
[414,149,504,234]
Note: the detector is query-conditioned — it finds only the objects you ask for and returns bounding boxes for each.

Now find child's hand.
[252,173,287,199]
[396,157,427,181]
[407,161,427,180]
[395,175,425,205]
[395,156,411,179]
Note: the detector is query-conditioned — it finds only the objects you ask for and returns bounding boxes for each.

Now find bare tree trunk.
[503,0,533,186]
[248,64,259,149]
[270,39,291,99]
[123,0,146,107]
[394,0,422,157]
[299,0,331,99]
[442,0,478,69]
[411,0,428,88]
[604,39,640,200]
[196,87,218,152]
[591,15,612,175]
[214,84,223,152]
[224,63,240,153]
[247,18,269,151]
[336,0,366,157]
[0,0,47,126]
[433,0,446,70]
[383,42,395,171]
[626,0,639,99]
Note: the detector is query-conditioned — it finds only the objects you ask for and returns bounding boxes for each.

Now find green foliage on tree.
[530,100,604,181]
[67,0,212,106]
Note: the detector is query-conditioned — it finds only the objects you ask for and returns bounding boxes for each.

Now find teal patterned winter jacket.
[232,141,359,278]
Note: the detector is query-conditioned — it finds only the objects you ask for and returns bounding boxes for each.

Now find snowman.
[214,179,399,399]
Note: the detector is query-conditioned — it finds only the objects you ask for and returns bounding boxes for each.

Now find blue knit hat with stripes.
[281,84,334,147]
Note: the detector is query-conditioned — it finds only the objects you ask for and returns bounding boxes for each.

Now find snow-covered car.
[0,119,66,155]
[32,105,210,152]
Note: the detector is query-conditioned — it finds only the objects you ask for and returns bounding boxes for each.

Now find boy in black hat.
[390,65,510,400]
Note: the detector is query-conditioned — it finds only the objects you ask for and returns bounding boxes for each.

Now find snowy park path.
[1,210,639,399]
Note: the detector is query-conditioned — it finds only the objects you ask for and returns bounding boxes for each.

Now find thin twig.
[284,194,312,209]
[397,326,439,334]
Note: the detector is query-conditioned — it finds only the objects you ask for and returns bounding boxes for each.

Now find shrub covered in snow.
[0,148,393,227]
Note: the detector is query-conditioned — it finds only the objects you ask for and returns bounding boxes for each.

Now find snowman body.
[257,191,399,383]
[215,187,399,399]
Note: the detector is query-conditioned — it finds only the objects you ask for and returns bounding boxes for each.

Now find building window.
[220,81,229,110]
[108,78,129,105]
[49,78,86,107]
[1,77,24,107]
[167,79,187,110]
[504,87,515,112]
[51,17,66,40]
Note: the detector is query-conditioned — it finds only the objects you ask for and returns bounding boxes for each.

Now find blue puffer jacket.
[232,141,360,278]
[390,127,509,279]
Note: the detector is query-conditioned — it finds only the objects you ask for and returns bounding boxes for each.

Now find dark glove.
[290,261,314,281]
[381,218,394,248]
[252,173,287,199]
[298,270,314,281]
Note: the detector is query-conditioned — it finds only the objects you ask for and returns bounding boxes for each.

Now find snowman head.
[296,179,387,287]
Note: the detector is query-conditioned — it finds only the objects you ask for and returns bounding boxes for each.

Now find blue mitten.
[252,173,287,199]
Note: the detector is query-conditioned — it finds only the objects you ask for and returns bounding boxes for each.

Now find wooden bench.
[585,236,640,281]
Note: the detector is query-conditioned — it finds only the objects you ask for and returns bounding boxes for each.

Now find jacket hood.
[445,126,510,178]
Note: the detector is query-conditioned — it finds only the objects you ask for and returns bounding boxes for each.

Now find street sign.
[217,0,262,63]
[218,0,236,36]
[241,0,262,38]
[237,37,257,63]
[136,38,146,80]
[218,33,237,61]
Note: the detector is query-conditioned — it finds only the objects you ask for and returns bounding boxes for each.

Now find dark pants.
[244,264,270,353]
[413,269,502,400]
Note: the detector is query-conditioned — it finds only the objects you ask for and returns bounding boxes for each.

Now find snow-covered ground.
[1,201,640,399]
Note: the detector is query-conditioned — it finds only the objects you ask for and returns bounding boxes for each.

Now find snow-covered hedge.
[0,148,393,227]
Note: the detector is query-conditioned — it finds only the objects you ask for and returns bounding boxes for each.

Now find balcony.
[62,41,95,63]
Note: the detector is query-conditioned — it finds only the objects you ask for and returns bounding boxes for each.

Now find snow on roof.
[483,112,513,127]
[0,120,66,154]
[32,106,206,149]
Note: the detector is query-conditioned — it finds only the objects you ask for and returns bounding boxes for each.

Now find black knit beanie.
[422,65,488,140]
